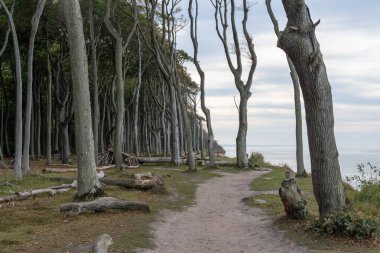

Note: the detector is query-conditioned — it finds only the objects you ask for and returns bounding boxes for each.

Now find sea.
[223,144,380,184]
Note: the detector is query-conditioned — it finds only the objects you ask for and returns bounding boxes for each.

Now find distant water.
[223,144,380,181]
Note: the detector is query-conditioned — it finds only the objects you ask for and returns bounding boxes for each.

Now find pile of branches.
[98,148,139,168]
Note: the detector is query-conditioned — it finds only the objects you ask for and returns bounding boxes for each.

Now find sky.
[176,0,380,152]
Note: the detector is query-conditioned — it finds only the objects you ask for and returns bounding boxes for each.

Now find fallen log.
[46,163,72,168]
[138,157,186,164]
[99,176,164,190]
[214,161,235,166]
[279,171,309,219]
[44,168,78,173]
[60,197,150,215]
[92,234,113,253]
[133,172,153,180]
[0,188,70,204]
[0,181,77,203]
[43,165,115,174]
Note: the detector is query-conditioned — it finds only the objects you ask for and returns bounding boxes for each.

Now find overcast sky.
[176,0,380,152]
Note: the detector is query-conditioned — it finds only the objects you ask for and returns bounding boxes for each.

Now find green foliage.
[248,152,265,168]
[346,163,380,207]
[308,212,380,240]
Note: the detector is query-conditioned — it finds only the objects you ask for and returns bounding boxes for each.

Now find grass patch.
[249,166,380,252]
[0,160,218,253]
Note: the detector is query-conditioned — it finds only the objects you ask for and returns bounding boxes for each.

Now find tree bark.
[0,0,23,179]
[265,0,306,176]
[62,0,103,199]
[22,0,47,172]
[89,0,100,163]
[279,171,309,219]
[46,45,52,165]
[277,0,347,218]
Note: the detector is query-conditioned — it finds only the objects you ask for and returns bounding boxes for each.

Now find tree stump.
[92,234,113,253]
[279,171,309,219]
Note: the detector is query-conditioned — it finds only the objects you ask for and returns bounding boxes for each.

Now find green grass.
[0,161,218,253]
[248,166,380,252]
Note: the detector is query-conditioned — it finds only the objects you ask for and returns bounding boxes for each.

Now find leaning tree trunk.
[0,0,22,179]
[169,85,180,165]
[62,0,102,198]
[22,0,47,172]
[277,0,347,218]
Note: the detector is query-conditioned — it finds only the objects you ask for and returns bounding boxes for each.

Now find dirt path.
[137,170,307,253]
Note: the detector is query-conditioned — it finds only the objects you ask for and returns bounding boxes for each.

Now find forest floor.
[0,159,379,253]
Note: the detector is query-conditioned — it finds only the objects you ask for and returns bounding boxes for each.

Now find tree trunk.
[169,85,180,165]
[0,0,23,179]
[236,95,248,168]
[22,0,47,172]
[133,31,142,157]
[278,0,347,218]
[46,51,52,164]
[62,0,103,199]
[288,57,306,176]
[265,0,306,176]
[89,0,99,164]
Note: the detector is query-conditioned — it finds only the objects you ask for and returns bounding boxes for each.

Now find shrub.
[248,152,265,168]
[308,211,379,240]
[346,163,380,207]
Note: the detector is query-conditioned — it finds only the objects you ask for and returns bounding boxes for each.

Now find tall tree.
[0,0,22,179]
[61,0,103,198]
[269,0,347,218]
[22,0,47,172]
[211,0,257,168]
[88,0,100,163]
[265,0,306,176]
[104,0,138,169]
[144,0,196,171]
[188,0,215,167]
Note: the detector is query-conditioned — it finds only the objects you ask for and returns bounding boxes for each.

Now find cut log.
[60,197,150,215]
[279,171,309,219]
[99,176,164,190]
[92,234,113,253]
[133,172,153,180]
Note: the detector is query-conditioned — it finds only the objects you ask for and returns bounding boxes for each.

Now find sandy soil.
[137,170,307,253]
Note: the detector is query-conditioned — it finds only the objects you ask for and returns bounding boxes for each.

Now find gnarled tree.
[269,0,347,218]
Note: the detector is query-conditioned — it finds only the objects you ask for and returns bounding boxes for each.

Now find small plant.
[248,152,265,168]
[346,162,379,188]
[308,211,380,240]
[346,163,380,207]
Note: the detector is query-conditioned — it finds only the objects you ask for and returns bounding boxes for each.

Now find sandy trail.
[138,170,306,253]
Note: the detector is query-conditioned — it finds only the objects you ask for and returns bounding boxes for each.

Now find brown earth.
[137,170,308,253]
